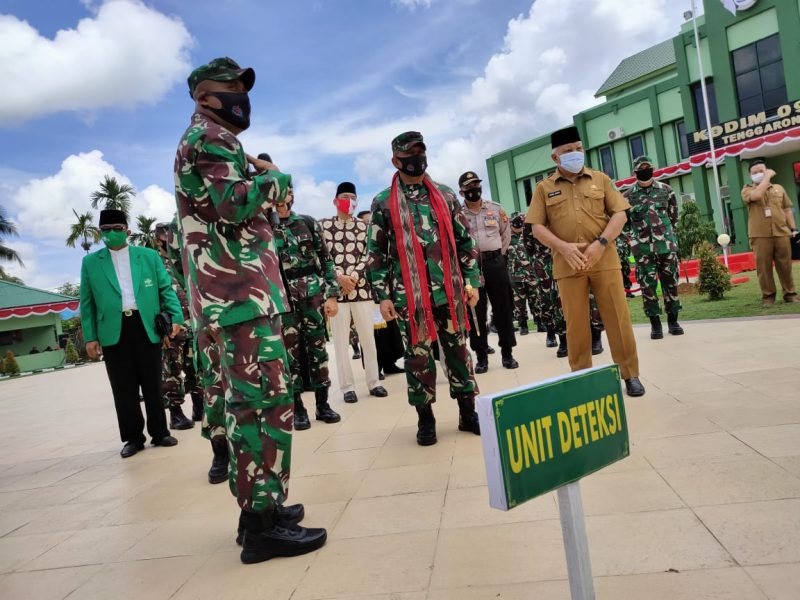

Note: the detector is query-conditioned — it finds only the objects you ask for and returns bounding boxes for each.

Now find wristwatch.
[596,236,609,246]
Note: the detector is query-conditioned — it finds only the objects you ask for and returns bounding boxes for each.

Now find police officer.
[526,126,644,397]
[273,186,341,430]
[459,171,518,372]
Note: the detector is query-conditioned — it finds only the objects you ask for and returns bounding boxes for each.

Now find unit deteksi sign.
[477,365,629,510]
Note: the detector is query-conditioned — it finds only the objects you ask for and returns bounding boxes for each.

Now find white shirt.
[109,246,138,311]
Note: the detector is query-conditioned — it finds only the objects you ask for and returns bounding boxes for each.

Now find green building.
[486,0,800,253]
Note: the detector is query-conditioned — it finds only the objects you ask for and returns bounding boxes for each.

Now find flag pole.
[690,0,728,234]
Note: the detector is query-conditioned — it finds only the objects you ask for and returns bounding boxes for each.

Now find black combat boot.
[667,312,684,335]
[591,328,604,355]
[649,316,664,339]
[294,393,311,431]
[545,328,558,348]
[236,504,305,545]
[501,348,519,369]
[456,395,480,435]
[475,351,488,374]
[519,323,529,336]
[169,406,193,430]
[208,437,228,485]
[239,508,327,564]
[537,322,547,333]
[314,388,341,424]
[415,403,437,446]
[556,334,568,358]
[190,392,204,422]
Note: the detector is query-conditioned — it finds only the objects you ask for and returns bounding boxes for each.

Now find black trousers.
[468,252,517,355]
[103,312,169,445]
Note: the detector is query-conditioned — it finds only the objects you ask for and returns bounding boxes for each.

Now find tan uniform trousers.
[558,268,639,380]
[750,236,796,300]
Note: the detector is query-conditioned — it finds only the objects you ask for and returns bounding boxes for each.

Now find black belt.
[285,265,318,280]
[481,249,502,259]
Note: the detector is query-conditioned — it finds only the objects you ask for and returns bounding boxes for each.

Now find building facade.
[486,0,800,253]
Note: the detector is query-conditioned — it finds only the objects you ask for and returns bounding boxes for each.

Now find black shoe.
[556,334,568,358]
[343,391,358,404]
[169,406,194,430]
[315,388,341,423]
[208,437,229,484]
[624,377,646,397]
[486,346,496,355]
[501,352,519,369]
[667,313,684,335]
[489,324,498,334]
[383,363,405,374]
[152,435,178,447]
[591,328,604,356]
[239,510,327,564]
[236,504,305,545]
[415,404,437,446]
[536,323,547,333]
[369,386,388,397]
[120,441,143,458]
[474,353,488,374]
[191,393,204,422]
[456,396,480,435]
[545,330,558,348]
[650,316,664,340]
[294,394,311,431]
[519,326,529,336]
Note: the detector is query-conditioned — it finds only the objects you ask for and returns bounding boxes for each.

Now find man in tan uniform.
[741,159,799,307]
[526,126,645,397]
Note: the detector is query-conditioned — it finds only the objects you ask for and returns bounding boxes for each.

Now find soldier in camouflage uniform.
[273,186,341,430]
[508,213,537,335]
[623,156,684,339]
[174,57,326,564]
[616,229,634,298]
[367,131,482,446]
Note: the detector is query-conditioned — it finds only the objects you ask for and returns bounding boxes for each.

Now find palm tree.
[66,209,101,254]
[0,205,23,268]
[0,266,24,284]
[130,215,157,249]
[90,175,134,218]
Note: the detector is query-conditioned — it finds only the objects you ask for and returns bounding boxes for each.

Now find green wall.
[657,88,683,121]
[727,7,778,50]
[0,313,65,372]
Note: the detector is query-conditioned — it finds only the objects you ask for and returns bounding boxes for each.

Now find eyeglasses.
[100,225,126,232]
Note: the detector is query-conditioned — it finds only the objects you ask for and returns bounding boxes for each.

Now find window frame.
[598,145,616,179]
[731,33,787,116]
[628,135,646,167]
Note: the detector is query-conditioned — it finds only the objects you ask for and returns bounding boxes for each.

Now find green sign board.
[478,365,629,510]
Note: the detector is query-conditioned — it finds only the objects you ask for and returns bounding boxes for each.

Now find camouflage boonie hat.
[633,155,654,170]
[187,57,255,98]
[391,131,426,153]
[458,171,482,188]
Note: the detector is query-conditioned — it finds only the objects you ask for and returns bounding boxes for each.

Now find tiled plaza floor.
[0,316,798,599]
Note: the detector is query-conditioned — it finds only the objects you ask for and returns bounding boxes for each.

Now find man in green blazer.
[80,209,184,458]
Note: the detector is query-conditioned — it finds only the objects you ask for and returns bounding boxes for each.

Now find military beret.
[550,126,581,149]
[99,209,127,226]
[391,131,426,153]
[458,171,482,188]
[633,155,654,170]
[187,57,255,98]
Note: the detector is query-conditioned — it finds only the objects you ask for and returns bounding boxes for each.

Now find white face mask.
[751,172,765,184]
[559,151,585,174]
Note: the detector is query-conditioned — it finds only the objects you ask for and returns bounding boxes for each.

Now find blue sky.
[0,0,686,289]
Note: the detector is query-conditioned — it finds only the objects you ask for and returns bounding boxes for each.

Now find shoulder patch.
[548,190,562,198]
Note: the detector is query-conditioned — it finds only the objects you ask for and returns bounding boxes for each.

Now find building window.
[732,34,787,116]
[534,173,544,183]
[628,135,645,163]
[691,79,719,130]
[675,120,689,159]
[523,178,533,206]
[598,145,615,179]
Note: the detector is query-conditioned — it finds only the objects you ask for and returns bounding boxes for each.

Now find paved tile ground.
[0,316,798,599]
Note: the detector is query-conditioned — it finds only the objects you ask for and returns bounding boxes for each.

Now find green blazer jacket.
[80,245,183,347]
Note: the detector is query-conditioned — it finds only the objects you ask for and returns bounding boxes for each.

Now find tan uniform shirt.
[525,167,630,280]
[741,183,793,238]
[463,199,510,254]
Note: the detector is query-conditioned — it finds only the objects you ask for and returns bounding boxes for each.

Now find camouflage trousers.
[281,294,330,393]
[635,252,682,317]
[195,328,226,442]
[621,256,632,292]
[512,279,537,327]
[396,303,479,406]
[205,316,293,513]
[160,328,201,409]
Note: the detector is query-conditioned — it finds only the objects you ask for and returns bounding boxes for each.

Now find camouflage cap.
[633,155,654,170]
[391,131,426,153]
[187,57,255,98]
[458,171,482,188]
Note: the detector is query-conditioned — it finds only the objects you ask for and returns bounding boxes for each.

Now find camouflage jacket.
[507,232,535,283]
[367,179,480,308]
[523,227,554,281]
[173,112,291,330]
[622,181,678,257]
[160,256,190,326]
[615,228,631,261]
[274,212,339,302]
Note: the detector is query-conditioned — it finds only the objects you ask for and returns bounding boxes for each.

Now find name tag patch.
[548,191,562,198]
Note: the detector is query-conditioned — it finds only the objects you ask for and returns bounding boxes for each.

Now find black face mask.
[464,188,482,203]
[397,154,427,176]
[205,91,251,130]
[636,167,654,182]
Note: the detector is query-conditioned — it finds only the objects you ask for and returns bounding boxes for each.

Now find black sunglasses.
[100,225,127,232]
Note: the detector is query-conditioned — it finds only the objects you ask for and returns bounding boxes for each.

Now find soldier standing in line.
[367,131,482,446]
[175,57,325,563]
[459,170,518,372]
[623,156,684,339]
[507,213,537,336]
[273,186,341,430]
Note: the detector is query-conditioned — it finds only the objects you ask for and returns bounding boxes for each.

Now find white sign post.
[557,482,596,600]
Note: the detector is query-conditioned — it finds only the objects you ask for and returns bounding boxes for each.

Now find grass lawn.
[625,262,800,324]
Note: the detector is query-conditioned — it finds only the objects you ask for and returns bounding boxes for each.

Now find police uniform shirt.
[741,182,794,238]
[463,200,510,254]
[525,167,629,280]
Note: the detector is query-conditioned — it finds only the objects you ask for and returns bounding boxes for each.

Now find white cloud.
[138,185,178,224]
[292,176,338,218]
[0,0,193,124]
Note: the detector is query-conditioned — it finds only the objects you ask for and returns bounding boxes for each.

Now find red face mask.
[335,197,357,215]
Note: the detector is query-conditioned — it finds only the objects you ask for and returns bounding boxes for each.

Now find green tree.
[0,205,23,270]
[696,241,732,301]
[2,350,20,376]
[66,209,101,254]
[90,175,134,218]
[676,200,717,282]
[130,215,157,249]
[57,282,80,298]
[64,339,80,364]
